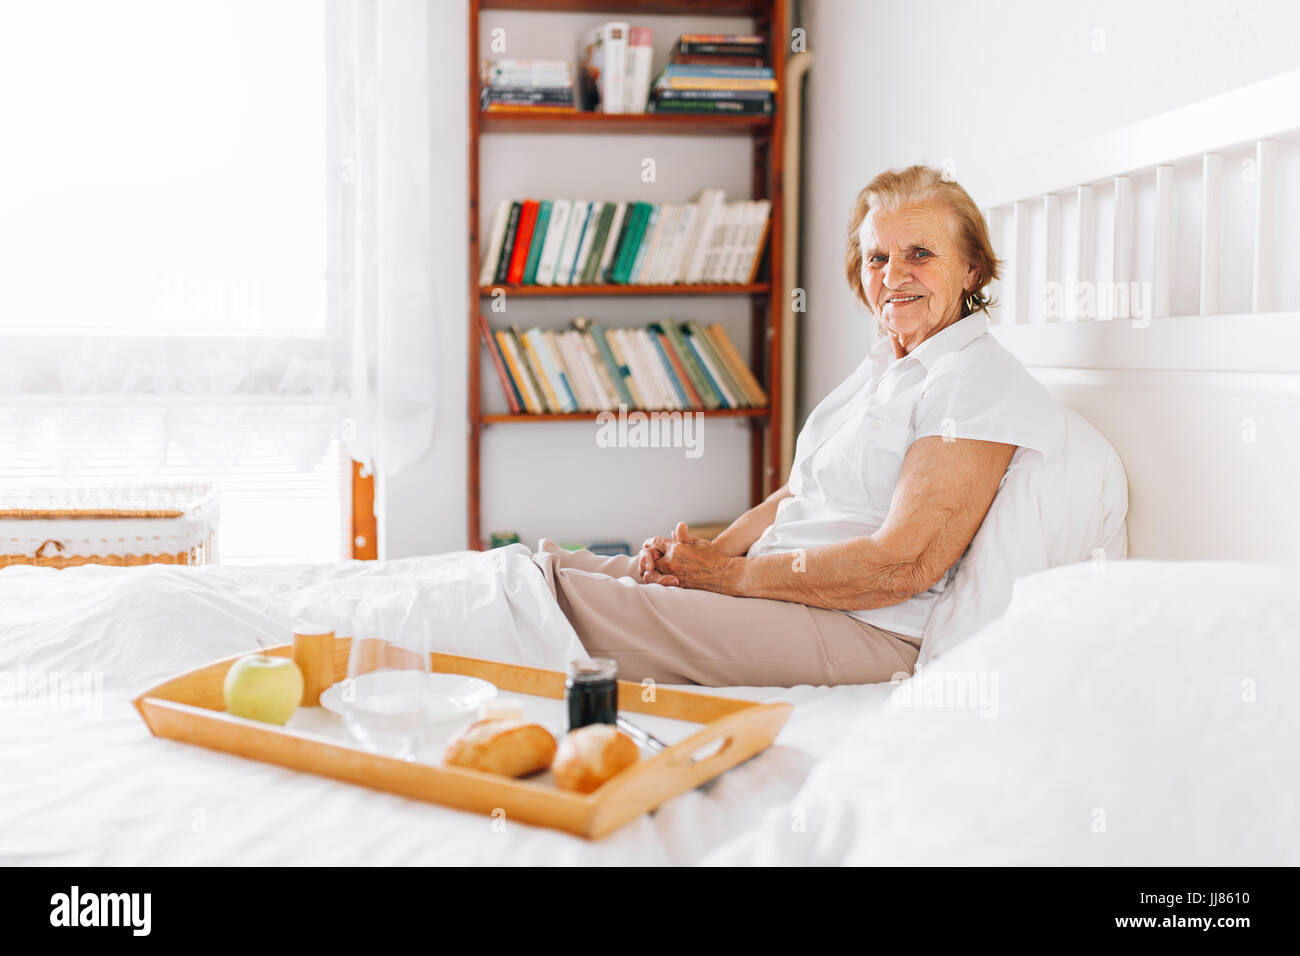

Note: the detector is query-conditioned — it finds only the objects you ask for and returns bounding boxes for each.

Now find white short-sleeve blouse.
[747,312,1065,638]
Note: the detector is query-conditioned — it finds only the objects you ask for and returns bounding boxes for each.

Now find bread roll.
[442,718,556,777]
[552,724,639,794]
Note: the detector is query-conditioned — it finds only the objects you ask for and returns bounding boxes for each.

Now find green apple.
[223,654,304,725]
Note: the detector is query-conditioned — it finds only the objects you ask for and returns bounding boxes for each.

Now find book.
[505,199,539,285]
[600,203,636,283]
[595,202,627,283]
[508,325,549,413]
[627,205,660,284]
[655,64,775,79]
[639,204,678,285]
[557,330,595,411]
[686,320,746,406]
[650,323,701,408]
[497,329,540,413]
[480,87,576,105]
[581,329,618,409]
[635,327,680,409]
[624,27,654,113]
[611,202,653,283]
[705,323,768,405]
[535,329,578,412]
[676,35,767,58]
[554,200,591,286]
[534,198,572,285]
[576,21,629,114]
[736,199,772,283]
[661,318,722,409]
[480,314,522,414]
[605,328,646,409]
[662,203,697,284]
[478,199,512,287]
[521,200,552,284]
[482,59,574,88]
[617,328,663,408]
[582,319,635,409]
[678,33,766,42]
[547,330,580,410]
[573,323,621,410]
[682,322,738,408]
[670,53,766,67]
[571,200,605,287]
[579,203,617,286]
[481,103,578,114]
[519,327,562,412]
[642,204,679,284]
[683,190,726,283]
[650,97,773,115]
[651,87,775,102]
[492,201,522,285]
[654,74,776,92]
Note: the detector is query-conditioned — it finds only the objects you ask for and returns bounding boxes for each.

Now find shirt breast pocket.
[862,415,913,513]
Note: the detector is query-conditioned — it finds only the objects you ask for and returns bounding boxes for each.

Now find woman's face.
[859,199,976,353]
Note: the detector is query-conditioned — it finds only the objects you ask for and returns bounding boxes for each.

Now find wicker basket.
[0,484,219,568]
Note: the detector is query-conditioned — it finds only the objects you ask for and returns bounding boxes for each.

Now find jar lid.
[567,657,618,682]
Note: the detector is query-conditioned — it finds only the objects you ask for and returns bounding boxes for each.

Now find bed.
[4,74,1299,866]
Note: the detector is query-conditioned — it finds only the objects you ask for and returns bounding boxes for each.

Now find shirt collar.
[894,312,989,372]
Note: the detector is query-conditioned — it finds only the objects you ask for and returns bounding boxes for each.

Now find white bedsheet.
[0,548,892,865]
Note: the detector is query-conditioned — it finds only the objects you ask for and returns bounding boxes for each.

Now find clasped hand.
[636,521,736,593]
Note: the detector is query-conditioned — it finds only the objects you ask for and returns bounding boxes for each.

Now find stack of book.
[478,190,771,288]
[575,22,655,114]
[479,315,768,414]
[648,34,773,115]
[481,58,576,114]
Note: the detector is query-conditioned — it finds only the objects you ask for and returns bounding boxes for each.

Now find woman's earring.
[964,292,979,314]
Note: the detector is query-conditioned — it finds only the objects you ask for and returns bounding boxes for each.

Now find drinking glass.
[342,629,431,760]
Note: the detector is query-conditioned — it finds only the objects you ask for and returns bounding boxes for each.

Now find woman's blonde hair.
[844,164,1000,320]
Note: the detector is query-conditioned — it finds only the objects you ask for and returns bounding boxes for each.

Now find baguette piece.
[442,718,557,778]
[552,724,640,794]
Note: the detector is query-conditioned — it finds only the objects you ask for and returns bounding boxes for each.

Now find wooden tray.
[133,638,793,840]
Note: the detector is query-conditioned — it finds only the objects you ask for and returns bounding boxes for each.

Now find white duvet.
[2,551,1294,865]
[0,547,891,865]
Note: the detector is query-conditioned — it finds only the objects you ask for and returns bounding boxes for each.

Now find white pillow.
[917,406,1128,667]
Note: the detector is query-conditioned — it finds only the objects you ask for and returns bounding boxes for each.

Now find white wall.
[799,0,1300,417]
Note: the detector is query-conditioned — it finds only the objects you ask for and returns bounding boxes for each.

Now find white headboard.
[962,70,1300,567]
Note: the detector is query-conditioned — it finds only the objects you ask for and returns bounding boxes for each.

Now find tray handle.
[585,701,792,838]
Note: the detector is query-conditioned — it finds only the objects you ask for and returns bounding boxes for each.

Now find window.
[0,1,346,565]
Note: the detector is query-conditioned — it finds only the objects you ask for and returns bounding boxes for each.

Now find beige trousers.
[530,539,920,688]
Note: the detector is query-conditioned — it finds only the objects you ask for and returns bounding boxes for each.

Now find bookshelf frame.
[467,0,787,550]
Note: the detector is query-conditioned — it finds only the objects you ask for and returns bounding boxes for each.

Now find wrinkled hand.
[637,533,676,585]
[639,522,737,593]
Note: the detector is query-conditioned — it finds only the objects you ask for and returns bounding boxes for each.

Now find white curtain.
[0,0,445,563]
[0,0,439,484]
[329,0,440,477]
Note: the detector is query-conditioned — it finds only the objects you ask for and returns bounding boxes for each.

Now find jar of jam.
[565,658,619,731]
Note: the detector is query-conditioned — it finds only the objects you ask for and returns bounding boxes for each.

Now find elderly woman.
[531,165,1062,687]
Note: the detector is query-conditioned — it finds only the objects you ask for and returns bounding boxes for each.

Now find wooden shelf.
[480,0,767,15]
[480,110,771,136]
[482,407,770,425]
[468,0,788,549]
[479,282,769,297]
